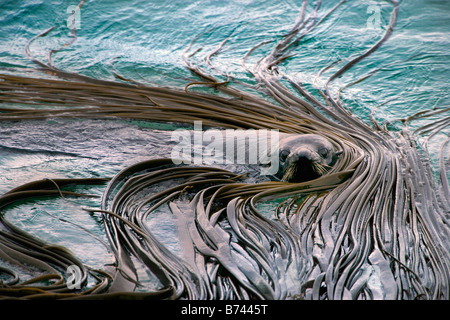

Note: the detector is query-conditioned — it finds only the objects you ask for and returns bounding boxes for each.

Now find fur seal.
[169,125,341,183]
[274,133,342,182]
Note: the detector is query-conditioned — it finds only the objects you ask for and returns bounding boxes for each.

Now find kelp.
[0,0,448,299]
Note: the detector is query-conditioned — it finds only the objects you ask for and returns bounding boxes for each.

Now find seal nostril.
[297,155,310,162]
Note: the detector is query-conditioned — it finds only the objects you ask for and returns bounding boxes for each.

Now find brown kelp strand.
[0,0,449,300]
[0,177,175,300]
[93,159,308,299]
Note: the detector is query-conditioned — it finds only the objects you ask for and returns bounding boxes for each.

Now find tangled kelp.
[0,0,449,300]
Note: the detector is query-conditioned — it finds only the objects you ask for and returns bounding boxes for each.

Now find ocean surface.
[0,0,449,290]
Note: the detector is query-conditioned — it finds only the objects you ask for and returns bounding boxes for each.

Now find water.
[0,0,449,287]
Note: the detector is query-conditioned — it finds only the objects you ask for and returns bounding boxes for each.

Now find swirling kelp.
[0,0,449,300]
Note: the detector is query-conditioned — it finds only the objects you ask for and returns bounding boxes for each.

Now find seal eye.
[318,147,329,158]
[280,150,289,162]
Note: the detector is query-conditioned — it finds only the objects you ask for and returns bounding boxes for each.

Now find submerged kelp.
[0,0,449,299]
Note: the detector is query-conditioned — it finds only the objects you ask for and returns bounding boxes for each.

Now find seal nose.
[288,149,320,182]
[291,149,313,162]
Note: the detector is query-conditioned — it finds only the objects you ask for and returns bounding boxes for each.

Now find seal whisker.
[281,163,297,182]
[312,162,328,176]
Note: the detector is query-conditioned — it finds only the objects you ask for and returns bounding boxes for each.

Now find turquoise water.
[0,0,449,287]
[1,0,448,120]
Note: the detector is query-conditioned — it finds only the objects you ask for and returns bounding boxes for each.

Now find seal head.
[275,134,341,182]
